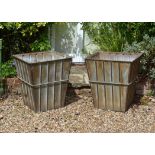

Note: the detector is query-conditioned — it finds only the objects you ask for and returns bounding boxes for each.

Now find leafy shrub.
[0,22,52,61]
[82,22,155,52]
[124,35,155,79]
[30,34,51,51]
[82,23,127,51]
[0,60,16,78]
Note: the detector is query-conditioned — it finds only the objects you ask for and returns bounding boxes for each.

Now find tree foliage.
[82,22,155,52]
[82,22,155,79]
[0,22,52,62]
[124,35,155,79]
[0,59,16,78]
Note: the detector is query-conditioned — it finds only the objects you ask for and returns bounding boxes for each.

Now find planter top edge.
[85,51,143,63]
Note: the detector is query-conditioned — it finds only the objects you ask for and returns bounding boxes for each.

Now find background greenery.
[1,22,155,79]
[0,22,52,62]
[0,22,52,78]
[82,22,155,79]
[0,60,16,78]
[82,22,155,52]
[124,35,155,79]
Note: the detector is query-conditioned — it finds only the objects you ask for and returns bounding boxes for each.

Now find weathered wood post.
[0,39,6,97]
[0,39,4,97]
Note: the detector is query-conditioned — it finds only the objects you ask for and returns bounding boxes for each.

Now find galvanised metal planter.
[85,52,143,112]
[13,51,72,112]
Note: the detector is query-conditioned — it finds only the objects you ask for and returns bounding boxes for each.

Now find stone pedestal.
[69,64,89,87]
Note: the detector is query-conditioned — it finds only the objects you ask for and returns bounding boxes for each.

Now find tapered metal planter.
[13,51,72,112]
[85,52,143,112]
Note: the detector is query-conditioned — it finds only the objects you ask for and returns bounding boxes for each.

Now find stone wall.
[136,78,155,95]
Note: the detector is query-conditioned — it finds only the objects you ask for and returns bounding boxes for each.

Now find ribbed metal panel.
[86,52,142,112]
[13,51,72,112]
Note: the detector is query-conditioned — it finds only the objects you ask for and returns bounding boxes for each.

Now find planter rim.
[85,51,143,63]
[13,51,72,65]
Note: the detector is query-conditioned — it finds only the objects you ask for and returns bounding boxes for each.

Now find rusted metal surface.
[13,51,72,112]
[85,52,143,112]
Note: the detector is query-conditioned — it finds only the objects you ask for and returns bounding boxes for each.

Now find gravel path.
[0,86,155,132]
